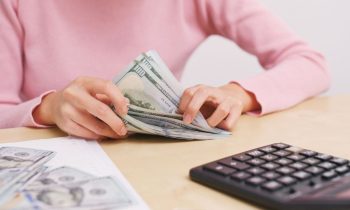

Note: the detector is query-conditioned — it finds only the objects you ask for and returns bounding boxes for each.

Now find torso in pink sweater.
[0,0,330,128]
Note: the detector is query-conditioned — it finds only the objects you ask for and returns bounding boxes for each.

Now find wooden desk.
[1,95,349,210]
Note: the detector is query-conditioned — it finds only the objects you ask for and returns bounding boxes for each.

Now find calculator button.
[231,171,252,181]
[247,158,266,166]
[261,162,280,170]
[276,167,296,175]
[287,154,306,161]
[289,162,308,170]
[259,146,277,153]
[315,153,332,161]
[272,143,290,149]
[204,163,236,176]
[262,181,283,191]
[247,150,265,157]
[318,162,337,170]
[330,157,349,165]
[322,170,338,180]
[305,166,324,175]
[292,171,311,180]
[232,154,252,162]
[261,154,278,161]
[285,146,304,153]
[302,158,320,165]
[219,159,250,170]
[246,176,267,186]
[273,150,292,157]
[262,171,281,180]
[335,165,349,174]
[275,158,293,165]
[247,167,266,175]
[277,176,297,186]
[300,150,317,157]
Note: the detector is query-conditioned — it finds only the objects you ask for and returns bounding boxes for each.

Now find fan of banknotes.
[113,50,231,140]
[0,146,134,210]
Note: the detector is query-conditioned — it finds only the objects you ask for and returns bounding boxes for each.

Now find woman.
[0,0,330,139]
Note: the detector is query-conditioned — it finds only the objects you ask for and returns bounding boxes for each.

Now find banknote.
[0,166,47,209]
[0,147,55,205]
[14,176,133,210]
[27,166,95,189]
[112,50,231,140]
[0,141,149,210]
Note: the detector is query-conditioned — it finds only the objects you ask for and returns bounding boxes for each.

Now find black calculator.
[190,143,350,210]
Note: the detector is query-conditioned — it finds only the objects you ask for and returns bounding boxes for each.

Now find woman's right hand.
[33,76,129,140]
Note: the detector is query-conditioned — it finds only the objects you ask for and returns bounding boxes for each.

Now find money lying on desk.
[113,50,231,140]
[14,168,133,210]
[0,147,55,205]
[0,146,139,210]
[25,166,95,189]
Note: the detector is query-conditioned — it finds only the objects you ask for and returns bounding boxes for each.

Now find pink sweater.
[0,0,330,128]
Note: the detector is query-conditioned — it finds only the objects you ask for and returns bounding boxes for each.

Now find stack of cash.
[113,50,231,140]
[0,147,136,210]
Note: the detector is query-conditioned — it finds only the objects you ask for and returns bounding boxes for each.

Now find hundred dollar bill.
[112,50,231,140]
[13,176,134,210]
[129,110,229,135]
[0,166,47,210]
[27,166,95,189]
[116,51,210,128]
[0,147,55,205]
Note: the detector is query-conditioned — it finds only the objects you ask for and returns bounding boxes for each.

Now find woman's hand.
[33,77,129,140]
[179,83,260,131]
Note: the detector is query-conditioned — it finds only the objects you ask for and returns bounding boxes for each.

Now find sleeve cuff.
[231,70,288,116]
[25,90,56,128]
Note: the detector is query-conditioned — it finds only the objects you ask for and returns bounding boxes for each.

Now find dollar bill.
[0,166,48,210]
[0,147,55,205]
[112,50,231,140]
[27,166,95,190]
[129,110,229,135]
[14,176,134,210]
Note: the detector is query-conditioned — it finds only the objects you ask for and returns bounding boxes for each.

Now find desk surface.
[1,95,350,210]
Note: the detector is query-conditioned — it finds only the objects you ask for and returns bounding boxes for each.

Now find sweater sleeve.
[0,0,53,128]
[198,0,330,115]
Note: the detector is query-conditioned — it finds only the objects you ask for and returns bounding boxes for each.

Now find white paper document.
[0,137,149,210]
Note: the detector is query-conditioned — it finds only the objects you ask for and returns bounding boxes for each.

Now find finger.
[206,98,233,127]
[59,120,101,140]
[183,87,214,124]
[77,77,128,116]
[71,109,122,139]
[95,93,130,109]
[72,90,128,136]
[178,85,202,113]
[217,102,243,131]
[95,94,111,105]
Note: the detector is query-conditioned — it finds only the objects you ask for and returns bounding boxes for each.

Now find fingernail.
[183,114,192,124]
[207,120,214,128]
[119,106,128,117]
[119,126,127,135]
[124,105,129,115]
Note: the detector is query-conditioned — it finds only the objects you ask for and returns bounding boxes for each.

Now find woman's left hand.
[179,83,260,131]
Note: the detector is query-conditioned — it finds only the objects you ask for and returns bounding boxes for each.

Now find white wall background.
[181,0,350,95]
